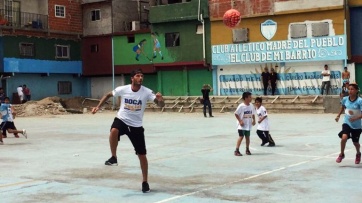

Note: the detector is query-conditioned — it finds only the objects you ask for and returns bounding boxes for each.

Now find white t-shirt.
[321,70,330,82]
[256,105,269,131]
[234,103,255,130]
[113,85,156,127]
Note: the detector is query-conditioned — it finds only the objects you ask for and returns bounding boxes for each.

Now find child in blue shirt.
[0,97,27,143]
[335,83,362,164]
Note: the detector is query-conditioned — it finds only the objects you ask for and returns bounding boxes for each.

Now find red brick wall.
[209,0,293,20]
[48,0,82,33]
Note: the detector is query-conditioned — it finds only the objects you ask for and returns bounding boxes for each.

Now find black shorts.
[338,124,362,143]
[1,121,16,131]
[111,117,146,155]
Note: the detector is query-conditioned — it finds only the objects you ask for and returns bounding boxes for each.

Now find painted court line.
[153,151,346,203]
[0,180,40,188]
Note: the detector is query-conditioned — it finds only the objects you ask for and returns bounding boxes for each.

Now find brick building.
[0,0,88,102]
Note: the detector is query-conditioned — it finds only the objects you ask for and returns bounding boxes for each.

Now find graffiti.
[151,32,164,60]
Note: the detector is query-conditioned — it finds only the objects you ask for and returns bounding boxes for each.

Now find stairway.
[146,95,334,114]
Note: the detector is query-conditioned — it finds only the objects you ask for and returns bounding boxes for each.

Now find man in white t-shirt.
[92,69,165,193]
[234,92,256,156]
[254,97,275,147]
[321,64,331,95]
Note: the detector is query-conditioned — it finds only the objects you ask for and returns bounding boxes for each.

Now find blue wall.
[5,74,90,101]
[3,58,82,74]
[350,7,362,56]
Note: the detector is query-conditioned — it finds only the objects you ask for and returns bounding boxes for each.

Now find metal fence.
[0,9,48,30]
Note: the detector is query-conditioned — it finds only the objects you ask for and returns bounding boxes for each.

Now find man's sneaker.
[246,149,252,155]
[268,143,275,147]
[22,130,27,139]
[261,140,268,146]
[105,156,118,166]
[142,181,150,193]
[336,154,345,163]
[355,153,361,164]
[234,150,242,156]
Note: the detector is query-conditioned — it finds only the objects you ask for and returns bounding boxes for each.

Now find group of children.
[0,97,27,145]
[234,92,275,156]
[234,83,362,165]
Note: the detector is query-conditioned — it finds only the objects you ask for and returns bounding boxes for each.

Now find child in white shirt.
[255,97,275,147]
[234,92,256,156]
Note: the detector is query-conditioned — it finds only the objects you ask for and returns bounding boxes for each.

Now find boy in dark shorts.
[0,97,27,142]
[92,69,165,193]
[234,92,256,156]
[254,97,275,147]
[335,83,362,164]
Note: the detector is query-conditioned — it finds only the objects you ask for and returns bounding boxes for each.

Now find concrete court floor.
[0,111,361,203]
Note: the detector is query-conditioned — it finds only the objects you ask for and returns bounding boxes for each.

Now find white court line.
[153,150,351,203]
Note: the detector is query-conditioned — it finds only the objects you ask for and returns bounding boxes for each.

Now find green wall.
[114,21,211,65]
[152,20,211,63]
[157,69,212,96]
[356,63,362,91]
[2,36,81,60]
[149,0,209,23]
[188,69,212,96]
[124,73,159,93]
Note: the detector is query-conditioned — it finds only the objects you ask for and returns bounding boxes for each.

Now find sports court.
[1,112,361,203]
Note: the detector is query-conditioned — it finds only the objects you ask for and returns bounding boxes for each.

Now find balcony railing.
[0,9,48,30]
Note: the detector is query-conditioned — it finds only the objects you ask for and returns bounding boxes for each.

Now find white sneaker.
[22,129,27,139]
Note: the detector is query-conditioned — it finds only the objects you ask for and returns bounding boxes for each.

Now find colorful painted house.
[210,0,349,96]
[0,0,87,102]
[147,0,212,96]
[81,0,150,99]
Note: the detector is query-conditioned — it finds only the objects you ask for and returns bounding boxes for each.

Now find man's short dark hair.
[324,64,328,67]
[242,91,252,100]
[344,67,348,69]
[131,69,143,77]
[255,97,262,103]
[4,97,10,101]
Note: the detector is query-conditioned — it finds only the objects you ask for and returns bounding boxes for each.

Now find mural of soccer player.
[151,32,163,60]
[133,39,149,61]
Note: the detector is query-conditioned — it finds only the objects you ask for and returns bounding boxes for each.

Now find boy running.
[335,83,362,164]
[0,97,27,142]
[254,97,275,147]
[234,92,255,156]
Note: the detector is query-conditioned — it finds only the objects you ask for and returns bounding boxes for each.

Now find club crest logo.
[261,20,277,41]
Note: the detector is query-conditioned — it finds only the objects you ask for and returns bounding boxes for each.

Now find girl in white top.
[255,97,275,147]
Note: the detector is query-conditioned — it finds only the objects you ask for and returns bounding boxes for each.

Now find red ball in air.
[223,9,241,28]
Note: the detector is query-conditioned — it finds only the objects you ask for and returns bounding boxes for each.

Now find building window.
[165,32,180,47]
[19,43,35,57]
[56,45,70,59]
[168,0,191,3]
[91,44,98,53]
[91,9,101,21]
[58,81,72,94]
[55,5,66,18]
[127,35,135,43]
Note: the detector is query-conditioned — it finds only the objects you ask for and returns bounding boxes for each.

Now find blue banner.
[212,35,347,65]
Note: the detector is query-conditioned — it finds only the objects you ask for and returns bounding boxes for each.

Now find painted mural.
[212,35,346,65]
[217,62,355,96]
[115,33,176,65]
